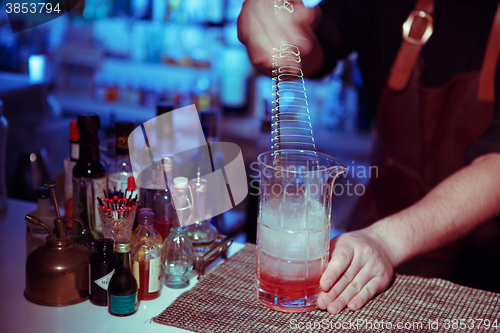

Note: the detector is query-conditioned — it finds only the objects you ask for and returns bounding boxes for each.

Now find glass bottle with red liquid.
[130,210,163,249]
[152,156,175,239]
[131,214,162,300]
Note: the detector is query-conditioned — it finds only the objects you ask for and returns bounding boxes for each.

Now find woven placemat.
[153,244,500,332]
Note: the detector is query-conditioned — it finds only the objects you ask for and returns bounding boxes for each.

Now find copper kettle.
[24,181,90,306]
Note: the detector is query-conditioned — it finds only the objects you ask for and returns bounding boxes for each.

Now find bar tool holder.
[194,236,233,279]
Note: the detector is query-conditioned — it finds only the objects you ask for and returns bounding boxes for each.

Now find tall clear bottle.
[26,187,56,257]
[186,172,218,252]
[73,114,107,233]
[131,212,162,300]
[108,241,138,316]
[161,177,195,288]
[189,111,225,232]
[0,100,7,216]
[108,121,135,193]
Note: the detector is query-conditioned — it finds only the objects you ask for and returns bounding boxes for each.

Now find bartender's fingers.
[347,276,389,311]
[325,267,380,314]
[319,244,354,292]
[317,260,364,312]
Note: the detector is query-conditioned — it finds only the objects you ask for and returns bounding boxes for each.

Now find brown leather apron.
[350,63,494,230]
[350,0,499,231]
[348,0,500,290]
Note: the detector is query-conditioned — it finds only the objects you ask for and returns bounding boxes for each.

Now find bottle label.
[94,269,115,291]
[93,177,107,232]
[149,257,161,293]
[132,261,140,286]
[110,293,137,315]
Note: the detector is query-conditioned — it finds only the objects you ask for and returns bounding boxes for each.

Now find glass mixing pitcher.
[255,150,346,312]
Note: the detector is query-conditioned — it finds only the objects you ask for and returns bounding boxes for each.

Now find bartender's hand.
[317,229,394,315]
[237,0,324,76]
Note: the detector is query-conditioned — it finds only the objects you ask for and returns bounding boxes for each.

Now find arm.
[318,153,500,314]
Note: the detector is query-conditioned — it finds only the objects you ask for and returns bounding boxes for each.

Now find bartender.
[238,0,500,315]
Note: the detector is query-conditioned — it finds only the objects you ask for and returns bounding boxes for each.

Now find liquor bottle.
[108,121,135,192]
[130,210,163,249]
[0,100,7,216]
[152,156,175,239]
[73,114,107,233]
[108,241,138,316]
[26,187,56,257]
[89,238,116,306]
[139,159,162,210]
[131,214,162,300]
[64,120,79,224]
[185,172,218,252]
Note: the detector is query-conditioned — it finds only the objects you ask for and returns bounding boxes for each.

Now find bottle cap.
[69,119,80,142]
[156,101,174,116]
[115,241,131,253]
[35,186,50,199]
[161,155,173,172]
[115,121,135,137]
[0,99,4,116]
[138,211,155,226]
[127,176,136,191]
[138,208,153,213]
[173,177,188,188]
[77,114,101,131]
[95,238,114,253]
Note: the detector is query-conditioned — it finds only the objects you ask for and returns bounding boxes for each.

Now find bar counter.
[3,199,500,333]
[0,199,244,333]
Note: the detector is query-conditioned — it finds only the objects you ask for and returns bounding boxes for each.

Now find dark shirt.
[314,0,500,162]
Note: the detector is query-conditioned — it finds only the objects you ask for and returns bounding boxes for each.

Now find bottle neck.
[116,252,131,269]
[115,135,130,156]
[194,191,206,222]
[37,197,51,212]
[114,154,130,165]
[78,130,100,163]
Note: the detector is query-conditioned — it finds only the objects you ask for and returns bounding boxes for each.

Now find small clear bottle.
[161,177,195,288]
[130,210,163,249]
[161,227,194,289]
[131,220,162,301]
[89,238,116,306]
[107,241,138,316]
[26,187,56,257]
[186,172,218,252]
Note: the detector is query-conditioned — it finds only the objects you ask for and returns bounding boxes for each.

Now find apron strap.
[387,0,435,91]
[478,1,500,102]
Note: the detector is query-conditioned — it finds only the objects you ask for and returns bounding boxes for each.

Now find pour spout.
[25,215,55,239]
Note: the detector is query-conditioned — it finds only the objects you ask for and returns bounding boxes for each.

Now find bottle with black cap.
[26,187,56,257]
[73,114,107,234]
[108,121,135,192]
[89,238,116,306]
